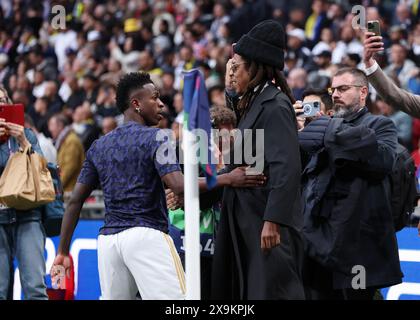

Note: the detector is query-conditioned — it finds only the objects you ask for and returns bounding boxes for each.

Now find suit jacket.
[368,65,420,118]
[57,131,85,192]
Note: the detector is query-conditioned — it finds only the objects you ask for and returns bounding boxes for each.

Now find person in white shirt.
[332,25,363,65]
[24,114,57,165]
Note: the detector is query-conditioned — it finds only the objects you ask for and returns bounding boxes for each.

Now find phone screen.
[367,20,381,36]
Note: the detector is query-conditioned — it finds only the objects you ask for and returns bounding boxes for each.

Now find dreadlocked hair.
[236,59,295,119]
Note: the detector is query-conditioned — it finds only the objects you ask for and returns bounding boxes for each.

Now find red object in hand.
[48,254,75,300]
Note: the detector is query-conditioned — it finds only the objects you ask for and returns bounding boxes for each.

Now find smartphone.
[0,104,24,143]
[367,20,381,36]
[302,101,321,118]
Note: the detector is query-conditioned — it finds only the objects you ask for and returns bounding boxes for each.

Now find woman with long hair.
[212,20,305,300]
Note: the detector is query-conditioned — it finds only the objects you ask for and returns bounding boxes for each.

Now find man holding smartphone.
[363,30,420,118]
[363,28,420,236]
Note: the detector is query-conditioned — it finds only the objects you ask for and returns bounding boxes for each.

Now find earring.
[135,107,141,114]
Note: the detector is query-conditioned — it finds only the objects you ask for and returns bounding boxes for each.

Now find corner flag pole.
[182,70,201,300]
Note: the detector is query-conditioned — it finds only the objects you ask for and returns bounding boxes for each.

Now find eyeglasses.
[328,85,365,95]
[230,62,247,73]
[0,97,10,104]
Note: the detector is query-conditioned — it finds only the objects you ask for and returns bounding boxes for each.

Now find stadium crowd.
[1,0,420,179]
[1,0,420,300]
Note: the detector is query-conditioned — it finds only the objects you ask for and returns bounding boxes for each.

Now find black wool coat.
[211,84,305,300]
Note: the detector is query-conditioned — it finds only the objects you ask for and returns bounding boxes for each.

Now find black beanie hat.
[234,20,286,70]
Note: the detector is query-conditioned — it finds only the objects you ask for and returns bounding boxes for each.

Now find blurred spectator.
[308,49,336,81]
[210,3,230,41]
[48,26,78,72]
[48,113,85,192]
[332,25,363,65]
[208,85,226,107]
[72,105,101,151]
[27,96,52,138]
[287,68,308,101]
[26,44,57,82]
[326,3,345,39]
[312,28,335,56]
[24,114,57,165]
[139,50,163,76]
[389,25,407,46]
[102,116,117,135]
[409,23,420,64]
[82,73,99,104]
[95,84,119,118]
[287,8,306,30]
[173,92,184,115]
[174,45,198,90]
[227,0,252,42]
[156,105,172,130]
[160,71,177,116]
[408,68,420,95]
[394,3,413,30]
[0,53,10,84]
[32,69,47,99]
[304,0,330,46]
[384,43,416,89]
[376,97,413,151]
[100,58,123,86]
[109,37,141,73]
[342,53,362,68]
[12,89,31,112]
[287,28,312,70]
[16,75,35,105]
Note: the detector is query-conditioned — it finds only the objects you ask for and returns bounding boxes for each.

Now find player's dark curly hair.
[116,72,153,113]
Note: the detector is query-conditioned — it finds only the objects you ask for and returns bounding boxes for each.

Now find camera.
[302,101,321,117]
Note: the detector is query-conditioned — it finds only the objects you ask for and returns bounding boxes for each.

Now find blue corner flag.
[182,69,217,189]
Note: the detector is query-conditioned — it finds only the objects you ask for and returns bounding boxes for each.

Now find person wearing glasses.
[298,68,403,299]
[0,87,48,300]
[212,20,305,300]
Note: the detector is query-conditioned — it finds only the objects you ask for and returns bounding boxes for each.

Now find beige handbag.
[0,143,55,210]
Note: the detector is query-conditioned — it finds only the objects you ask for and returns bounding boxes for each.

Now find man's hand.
[0,118,7,137]
[51,254,72,289]
[225,58,234,90]
[293,101,305,131]
[363,31,384,68]
[166,188,184,210]
[261,221,280,253]
[228,166,266,187]
[293,101,325,130]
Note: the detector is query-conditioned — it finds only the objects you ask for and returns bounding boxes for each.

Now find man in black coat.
[299,67,403,300]
[211,20,305,300]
